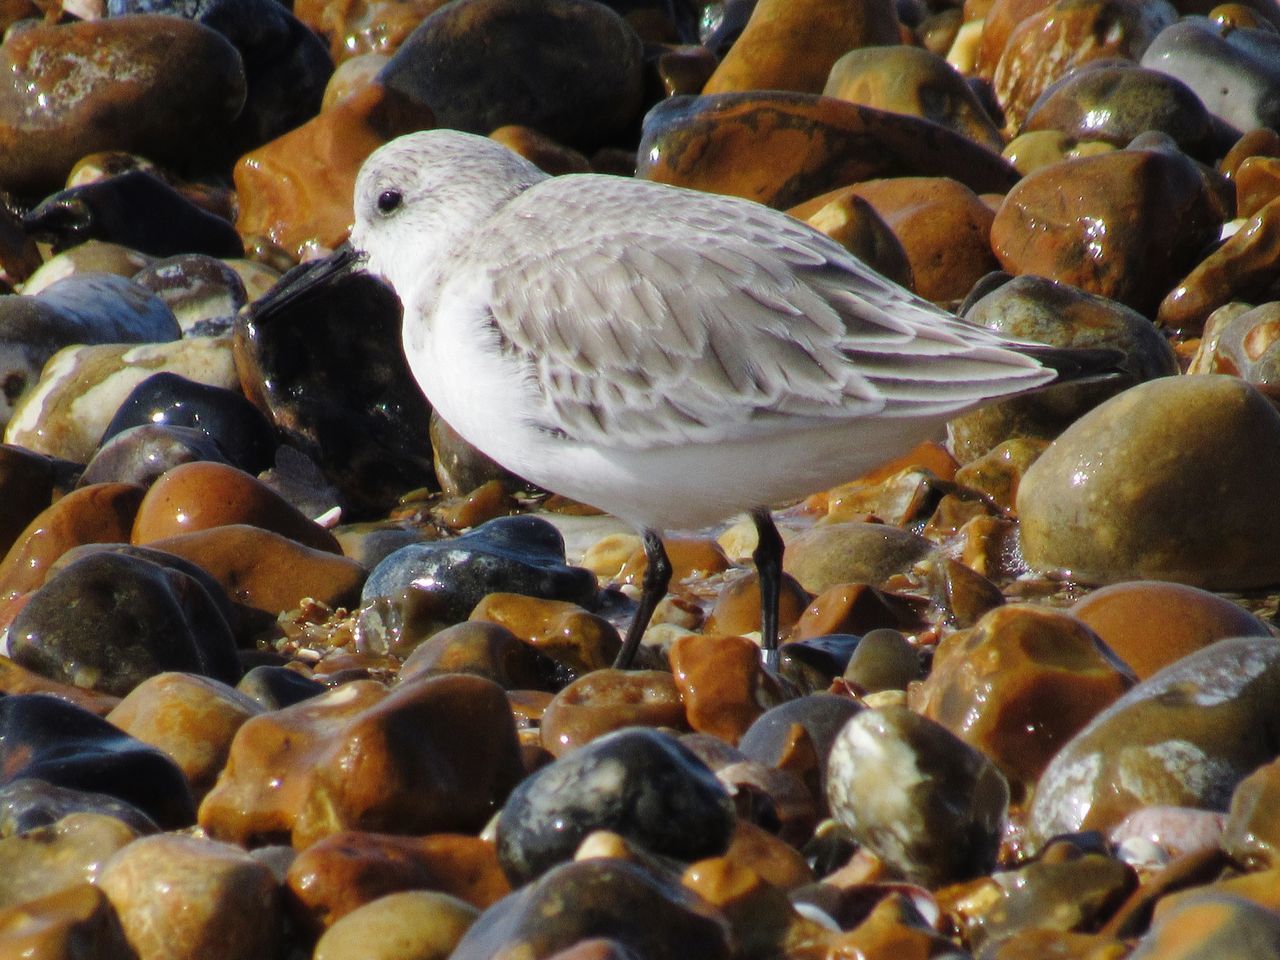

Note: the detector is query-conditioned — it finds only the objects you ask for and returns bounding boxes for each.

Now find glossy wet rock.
[1234,155,1280,218]
[495,727,735,884]
[0,883,133,960]
[0,694,194,829]
[1221,757,1280,870]
[132,461,339,552]
[236,664,326,710]
[703,569,808,639]
[912,606,1134,798]
[0,811,140,912]
[0,16,245,195]
[1022,63,1215,155]
[286,831,509,931]
[843,628,922,692]
[398,619,557,688]
[950,274,1177,461]
[364,515,596,620]
[702,0,899,95]
[9,551,240,697]
[782,521,934,595]
[1030,636,1280,843]
[992,0,1176,135]
[313,889,480,960]
[200,675,523,848]
[79,424,233,489]
[991,148,1224,315]
[540,669,685,756]
[1141,18,1280,136]
[20,240,154,297]
[24,172,243,259]
[1129,891,1280,959]
[826,705,1009,887]
[102,372,276,475]
[98,834,280,960]
[5,336,238,465]
[467,594,619,679]
[233,82,434,259]
[1017,375,1280,588]
[132,254,247,334]
[449,858,732,960]
[637,92,1020,211]
[0,779,157,836]
[380,0,643,152]
[235,269,437,518]
[0,205,39,292]
[430,410,535,497]
[823,45,1003,151]
[1070,580,1273,679]
[787,189,914,288]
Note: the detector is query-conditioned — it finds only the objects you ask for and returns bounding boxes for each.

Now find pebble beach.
[0,0,1279,957]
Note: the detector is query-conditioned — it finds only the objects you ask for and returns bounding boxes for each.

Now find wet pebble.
[313,889,480,960]
[1129,891,1280,959]
[0,811,140,911]
[1221,756,1280,870]
[843,628,923,692]
[236,663,327,710]
[495,727,736,884]
[468,594,621,680]
[132,254,248,334]
[787,188,914,289]
[399,619,559,689]
[826,705,1010,887]
[781,521,934,595]
[79,423,233,489]
[0,778,158,837]
[540,668,686,756]
[669,632,784,744]
[0,883,134,960]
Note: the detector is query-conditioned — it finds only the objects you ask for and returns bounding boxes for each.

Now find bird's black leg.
[751,508,784,671]
[614,529,672,669]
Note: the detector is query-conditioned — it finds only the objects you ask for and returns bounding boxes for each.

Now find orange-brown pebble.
[701,0,899,95]
[0,883,133,960]
[616,536,732,586]
[0,482,145,600]
[704,571,809,639]
[107,672,262,800]
[133,462,340,552]
[432,479,518,532]
[791,583,925,640]
[1135,892,1280,959]
[723,819,814,891]
[669,633,782,745]
[234,82,434,259]
[1235,155,1280,219]
[0,655,121,715]
[682,856,823,956]
[973,0,1054,80]
[953,436,1049,510]
[911,605,1135,796]
[488,125,591,175]
[295,0,447,62]
[540,669,686,756]
[398,619,553,689]
[789,188,914,289]
[469,593,621,676]
[199,675,524,848]
[1220,127,1280,181]
[822,891,963,959]
[286,830,510,932]
[1069,581,1274,680]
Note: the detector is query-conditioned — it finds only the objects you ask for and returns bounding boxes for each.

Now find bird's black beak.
[247,241,367,325]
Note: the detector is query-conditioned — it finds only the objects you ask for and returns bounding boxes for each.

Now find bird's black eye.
[377,189,403,214]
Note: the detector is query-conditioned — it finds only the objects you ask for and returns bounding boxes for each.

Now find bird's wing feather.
[460,175,1051,449]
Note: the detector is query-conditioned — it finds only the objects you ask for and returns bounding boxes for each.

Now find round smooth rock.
[539,669,686,755]
[8,551,241,697]
[0,883,134,960]
[132,254,248,334]
[782,521,934,595]
[379,0,644,152]
[1017,375,1280,589]
[1129,892,1280,959]
[0,16,246,195]
[1222,757,1280,870]
[0,778,158,837]
[362,515,597,621]
[1029,636,1280,843]
[447,859,732,960]
[0,694,194,829]
[842,628,923,692]
[399,620,560,689]
[236,664,326,710]
[100,372,276,475]
[738,693,864,811]
[0,811,141,912]
[1188,301,1280,382]
[313,890,479,960]
[79,423,234,489]
[826,704,1010,887]
[495,727,736,883]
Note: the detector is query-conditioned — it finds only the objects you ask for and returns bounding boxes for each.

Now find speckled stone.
[782,521,935,595]
[199,674,523,848]
[98,834,280,960]
[1070,580,1274,679]
[826,705,1009,887]
[0,883,133,960]
[1017,375,1280,588]
[448,859,732,960]
[1029,636,1280,843]
[312,889,480,960]
[540,669,686,756]
[496,727,735,884]
[286,831,509,931]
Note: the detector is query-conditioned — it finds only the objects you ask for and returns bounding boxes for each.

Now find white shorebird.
[289,130,1116,669]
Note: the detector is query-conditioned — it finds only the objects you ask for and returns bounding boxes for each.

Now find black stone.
[0,778,160,837]
[738,694,864,808]
[236,665,327,710]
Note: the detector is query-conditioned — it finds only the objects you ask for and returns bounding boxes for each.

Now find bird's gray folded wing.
[474,177,1051,449]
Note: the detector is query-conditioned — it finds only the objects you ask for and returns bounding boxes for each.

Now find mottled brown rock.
[670,633,783,745]
[0,206,39,292]
[286,831,509,931]
[98,834,280,960]
[992,0,1176,135]
[952,437,1049,510]
[107,672,262,800]
[1070,581,1274,680]
[297,0,448,62]
[1018,375,1280,588]
[0,483,144,600]
[0,656,121,715]
[1159,195,1280,334]
[913,606,1134,797]
[469,593,620,677]
[992,149,1224,315]
[681,856,823,958]
[1132,892,1280,959]
[787,189,914,289]
[235,83,434,259]
[1222,757,1280,871]
[0,445,56,559]
[0,17,245,195]
[822,891,966,957]
[312,889,479,960]
[974,0,1056,81]
[1236,155,1280,218]
[615,536,731,587]
[133,462,340,553]
[0,813,139,912]
[398,620,554,689]
[704,571,809,639]
[791,583,926,640]
[1001,129,1115,176]
[488,125,591,176]
[782,521,934,595]
[1221,127,1280,181]
[145,524,365,616]
[199,675,523,848]
[824,45,1003,151]
[656,46,718,97]
[638,92,1020,211]
[0,883,132,960]
[702,0,900,95]
[540,669,686,756]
